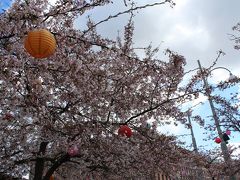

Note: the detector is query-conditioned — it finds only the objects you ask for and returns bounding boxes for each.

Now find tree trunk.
[33,142,49,180]
[43,154,70,180]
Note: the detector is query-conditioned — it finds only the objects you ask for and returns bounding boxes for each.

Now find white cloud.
[192,94,208,106]
[181,93,208,112]
[208,69,232,84]
[229,142,240,157]
[165,24,210,51]
[157,121,185,135]
[174,0,189,11]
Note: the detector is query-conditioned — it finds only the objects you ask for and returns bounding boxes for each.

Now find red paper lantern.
[215,137,222,144]
[3,113,13,120]
[118,125,132,137]
[226,130,231,136]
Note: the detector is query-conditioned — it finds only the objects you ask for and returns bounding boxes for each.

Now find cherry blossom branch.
[125,92,192,124]
[206,50,225,71]
[82,0,174,35]
[42,1,102,23]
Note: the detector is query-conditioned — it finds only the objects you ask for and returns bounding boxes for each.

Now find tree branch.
[43,154,70,180]
[82,0,174,35]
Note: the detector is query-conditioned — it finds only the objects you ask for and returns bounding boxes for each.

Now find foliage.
[0,0,201,179]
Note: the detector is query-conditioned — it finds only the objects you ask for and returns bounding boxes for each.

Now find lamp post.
[187,111,198,153]
[187,111,205,180]
[197,60,236,180]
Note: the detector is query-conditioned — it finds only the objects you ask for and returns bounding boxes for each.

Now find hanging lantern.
[118,125,132,137]
[215,137,222,144]
[67,145,79,157]
[3,113,13,120]
[49,175,54,180]
[226,130,231,136]
[24,29,56,58]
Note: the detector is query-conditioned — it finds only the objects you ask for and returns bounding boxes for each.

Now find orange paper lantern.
[49,175,54,180]
[24,29,56,58]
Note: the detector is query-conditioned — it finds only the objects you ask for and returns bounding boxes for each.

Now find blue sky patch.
[0,0,12,12]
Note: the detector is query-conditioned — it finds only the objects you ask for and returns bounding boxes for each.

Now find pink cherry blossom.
[226,130,231,136]
[67,145,79,157]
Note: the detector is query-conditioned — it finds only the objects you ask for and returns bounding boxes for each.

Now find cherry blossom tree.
[0,0,217,179]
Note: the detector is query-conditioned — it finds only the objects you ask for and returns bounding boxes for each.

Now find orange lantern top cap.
[24,29,56,59]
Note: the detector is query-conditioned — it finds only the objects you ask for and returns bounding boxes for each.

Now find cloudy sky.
[75,0,240,72]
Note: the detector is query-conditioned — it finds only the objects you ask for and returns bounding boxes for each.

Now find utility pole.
[187,111,198,153]
[187,111,204,180]
[197,60,236,180]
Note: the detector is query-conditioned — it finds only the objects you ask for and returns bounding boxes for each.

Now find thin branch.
[82,0,173,35]
[207,50,225,71]
[42,2,102,23]
[125,91,191,124]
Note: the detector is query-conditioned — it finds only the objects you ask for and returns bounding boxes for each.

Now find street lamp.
[210,66,236,81]
[187,111,198,153]
[184,109,204,180]
[197,60,236,180]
